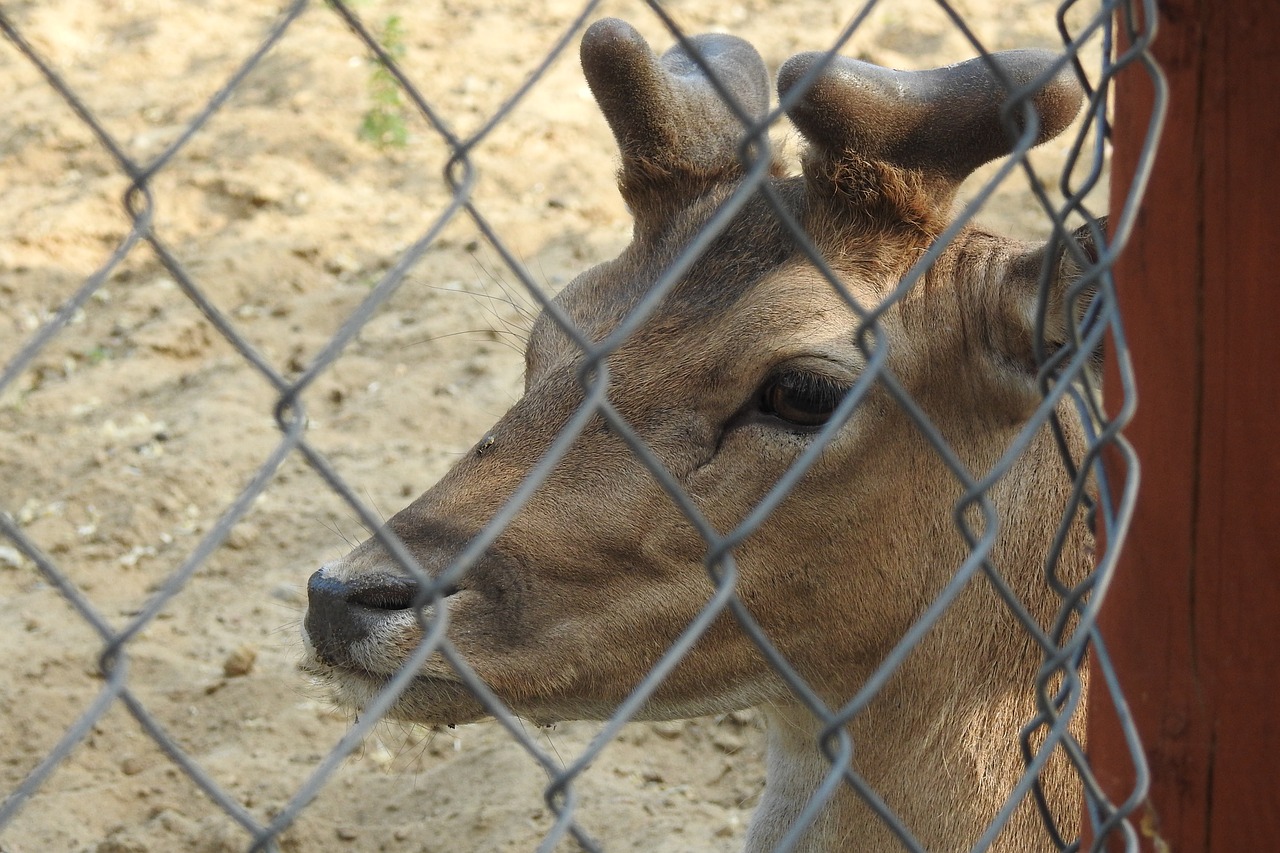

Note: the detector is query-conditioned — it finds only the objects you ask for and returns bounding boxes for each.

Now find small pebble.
[222,644,257,678]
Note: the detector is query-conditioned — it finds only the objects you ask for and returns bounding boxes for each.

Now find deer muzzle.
[304,569,440,670]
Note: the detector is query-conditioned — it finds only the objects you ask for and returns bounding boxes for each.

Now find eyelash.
[758,371,852,428]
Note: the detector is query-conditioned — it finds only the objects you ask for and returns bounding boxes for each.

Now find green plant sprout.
[358,15,410,149]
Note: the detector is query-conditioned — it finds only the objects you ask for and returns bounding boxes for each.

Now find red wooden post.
[1093,0,1280,849]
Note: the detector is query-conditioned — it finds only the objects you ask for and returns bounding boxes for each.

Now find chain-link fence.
[1,1,1159,851]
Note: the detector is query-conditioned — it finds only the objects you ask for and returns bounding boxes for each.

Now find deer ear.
[580,19,771,222]
[992,218,1107,386]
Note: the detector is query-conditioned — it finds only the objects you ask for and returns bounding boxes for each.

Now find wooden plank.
[1094,0,1280,849]
[1195,3,1280,848]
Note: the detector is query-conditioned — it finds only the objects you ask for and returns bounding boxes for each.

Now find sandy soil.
[0,1,1107,851]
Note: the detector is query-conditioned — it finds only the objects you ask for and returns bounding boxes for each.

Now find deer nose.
[304,569,422,666]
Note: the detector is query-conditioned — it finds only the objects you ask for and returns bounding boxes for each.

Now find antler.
[580,18,771,211]
[778,50,1083,202]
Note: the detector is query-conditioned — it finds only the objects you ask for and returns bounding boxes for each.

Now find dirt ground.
[0,1,1107,851]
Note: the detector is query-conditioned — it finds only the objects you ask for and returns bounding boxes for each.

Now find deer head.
[303,19,1098,852]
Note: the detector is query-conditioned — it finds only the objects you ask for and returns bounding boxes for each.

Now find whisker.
[465,273,536,345]
[364,487,388,525]
[471,256,538,325]
[540,723,567,773]
[423,281,534,328]
[407,328,526,354]
[517,718,564,784]
[320,518,356,549]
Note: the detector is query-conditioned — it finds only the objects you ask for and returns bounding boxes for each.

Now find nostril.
[349,575,419,610]
[307,570,459,614]
[348,575,461,610]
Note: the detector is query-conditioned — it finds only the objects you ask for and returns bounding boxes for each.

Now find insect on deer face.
[302,19,1099,731]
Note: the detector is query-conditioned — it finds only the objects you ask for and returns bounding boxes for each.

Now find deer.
[302,18,1102,852]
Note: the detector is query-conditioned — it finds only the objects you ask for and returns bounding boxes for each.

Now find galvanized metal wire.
[0,1,1160,850]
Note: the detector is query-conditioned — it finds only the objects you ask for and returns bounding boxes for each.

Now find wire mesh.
[1,1,1159,851]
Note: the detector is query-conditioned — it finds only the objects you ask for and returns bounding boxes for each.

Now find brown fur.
[301,20,1098,852]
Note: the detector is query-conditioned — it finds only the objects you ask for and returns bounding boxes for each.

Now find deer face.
[301,19,1096,729]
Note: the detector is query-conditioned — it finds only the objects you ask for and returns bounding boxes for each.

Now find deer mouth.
[302,536,541,724]
[301,566,486,718]
[302,661,490,727]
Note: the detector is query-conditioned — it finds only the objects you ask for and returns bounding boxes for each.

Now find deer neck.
[745,658,1080,852]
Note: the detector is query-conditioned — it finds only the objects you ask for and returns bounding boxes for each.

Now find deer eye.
[759,372,850,428]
